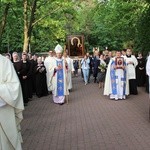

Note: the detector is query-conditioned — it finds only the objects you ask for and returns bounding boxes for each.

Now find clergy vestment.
[63,56,75,90]
[50,57,69,104]
[104,57,129,100]
[146,55,150,93]
[44,56,54,92]
[124,55,138,95]
[0,54,24,150]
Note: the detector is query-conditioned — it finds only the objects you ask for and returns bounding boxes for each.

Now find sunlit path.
[22,73,150,150]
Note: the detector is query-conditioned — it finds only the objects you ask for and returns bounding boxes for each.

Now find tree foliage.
[136,4,150,53]
[0,0,149,54]
[73,0,147,52]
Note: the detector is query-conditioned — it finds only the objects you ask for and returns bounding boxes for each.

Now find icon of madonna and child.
[67,35,84,56]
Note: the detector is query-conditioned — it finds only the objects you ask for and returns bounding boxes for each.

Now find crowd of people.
[0,44,75,150]
[3,46,150,104]
[4,44,76,106]
[80,48,150,100]
[0,44,150,150]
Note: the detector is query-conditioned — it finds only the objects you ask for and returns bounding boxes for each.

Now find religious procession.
[1,0,150,149]
[4,45,150,103]
[0,43,150,149]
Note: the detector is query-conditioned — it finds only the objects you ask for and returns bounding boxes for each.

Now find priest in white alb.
[49,44,69,105]
[44,50,54,92]
[63,51,75,91]
[104,51,129,100]
[0,54,24,150]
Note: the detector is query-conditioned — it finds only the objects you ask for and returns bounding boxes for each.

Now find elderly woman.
[34,57,48,98]
[5,53,12,60]
[12,52,21,79]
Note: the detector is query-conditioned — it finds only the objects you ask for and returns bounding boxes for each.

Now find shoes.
[85,82,87,85]
[59,103,64,105]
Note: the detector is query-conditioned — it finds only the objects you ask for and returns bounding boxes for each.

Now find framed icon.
[67,35,85,57]
[115,57,124,69]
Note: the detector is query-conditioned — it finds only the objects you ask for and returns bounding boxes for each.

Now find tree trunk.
[23,0,29,52]
[23,0,37,52]
[28,0,37,38]
[0,3,10,47]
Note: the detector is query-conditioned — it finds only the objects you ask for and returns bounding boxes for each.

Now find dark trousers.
[129,79,138,95]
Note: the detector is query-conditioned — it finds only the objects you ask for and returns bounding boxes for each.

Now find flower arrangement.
[98,63,106,72]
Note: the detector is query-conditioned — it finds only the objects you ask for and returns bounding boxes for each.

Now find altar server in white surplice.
[44,50,54,92]
[63,51,75,90]
[104,51,129,100]
[124,49,138,95]
[0,54,24,150]
[49,44,69,105]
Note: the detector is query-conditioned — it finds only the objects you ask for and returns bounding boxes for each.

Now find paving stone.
[22,74,150,150]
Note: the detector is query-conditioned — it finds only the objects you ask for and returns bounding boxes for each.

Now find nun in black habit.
[34,57,48,98]
[19,52,32,106]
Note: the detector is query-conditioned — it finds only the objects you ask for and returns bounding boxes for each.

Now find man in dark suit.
[93,50,100,83]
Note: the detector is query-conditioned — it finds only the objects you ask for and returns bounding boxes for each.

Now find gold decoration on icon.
[71,37,81,47]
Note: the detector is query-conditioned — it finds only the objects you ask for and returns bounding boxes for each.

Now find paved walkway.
[22,74,150,150]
